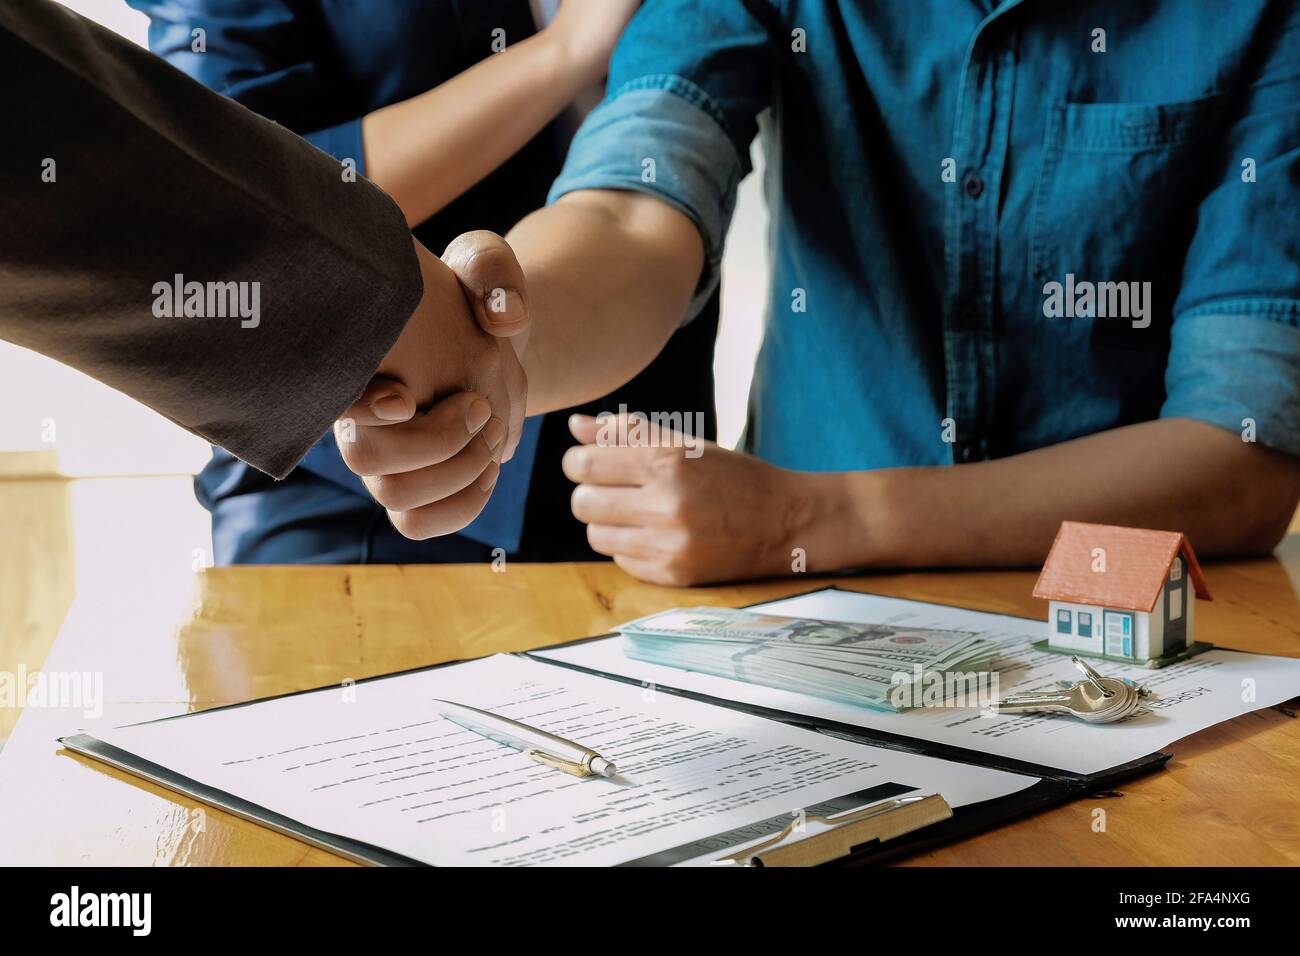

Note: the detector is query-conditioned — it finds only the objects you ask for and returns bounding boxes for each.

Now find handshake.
[334,233,531,539]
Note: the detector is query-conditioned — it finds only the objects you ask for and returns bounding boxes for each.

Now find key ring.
[1070,656,1115,699]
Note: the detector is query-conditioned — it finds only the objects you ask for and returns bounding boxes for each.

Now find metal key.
[995,657,1141,723]
[996,681,1128,720]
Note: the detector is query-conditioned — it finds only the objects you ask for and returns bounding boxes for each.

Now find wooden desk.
[2,540,1298,866]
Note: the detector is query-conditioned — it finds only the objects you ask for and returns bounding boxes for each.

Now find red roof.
[1032,522,1212,613]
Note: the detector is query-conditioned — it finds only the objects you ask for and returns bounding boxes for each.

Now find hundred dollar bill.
[621,608,985,663]
[619,607,1001,711]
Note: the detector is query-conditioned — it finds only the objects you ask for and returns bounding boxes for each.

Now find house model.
[1031,521,1212,668]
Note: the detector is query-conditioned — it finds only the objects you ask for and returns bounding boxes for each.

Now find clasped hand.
[332,231,813,576]
[334,232,529,539]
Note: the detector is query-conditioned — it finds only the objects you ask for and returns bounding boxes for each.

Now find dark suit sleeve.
[0,0,424,478]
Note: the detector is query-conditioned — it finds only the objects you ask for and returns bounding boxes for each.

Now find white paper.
[534,588,1300,775]
[89,653,1035,866]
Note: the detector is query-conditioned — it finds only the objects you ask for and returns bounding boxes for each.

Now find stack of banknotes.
[619,607,1002,711]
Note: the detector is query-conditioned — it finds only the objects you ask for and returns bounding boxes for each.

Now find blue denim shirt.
[552,0,1300,468]
[131,0,548,551]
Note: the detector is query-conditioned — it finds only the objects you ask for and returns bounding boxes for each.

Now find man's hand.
[335,234,529,539]
[562,412,830,586]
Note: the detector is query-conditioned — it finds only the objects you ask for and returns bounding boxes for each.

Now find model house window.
[1078,612,1092,637]
[1170,557,1182,581]
[1169,588,1182,620]
[1056,609,1072,633]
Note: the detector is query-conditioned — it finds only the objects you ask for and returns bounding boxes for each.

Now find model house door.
[1103,610,1132,659]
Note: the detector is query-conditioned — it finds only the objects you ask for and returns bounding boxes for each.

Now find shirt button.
[962,171,984,198]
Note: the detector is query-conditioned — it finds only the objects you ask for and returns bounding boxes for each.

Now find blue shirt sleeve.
[1161,311,1300,455]
[304,118,366,173]
[127,0,366,171]
[1162,42,1300,456]
[547,0,778,319]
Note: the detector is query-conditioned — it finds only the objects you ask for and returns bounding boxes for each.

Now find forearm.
[362,31,590,228]
[506,191,704,415]
[808,418,1300,570]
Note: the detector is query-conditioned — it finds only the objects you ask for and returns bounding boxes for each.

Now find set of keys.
[994,656,1151,724]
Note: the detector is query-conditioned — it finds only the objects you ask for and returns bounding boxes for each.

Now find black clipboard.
[58,586,1170,867]
[522,586,1171,865]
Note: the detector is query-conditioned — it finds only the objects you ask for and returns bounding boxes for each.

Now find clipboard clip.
[714,793,953,867]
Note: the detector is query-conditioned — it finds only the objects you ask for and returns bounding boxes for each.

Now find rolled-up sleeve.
[547,0,777,320]
[550,80,745,318]
[1164,20,1300,457]
[1161,309,1300,455]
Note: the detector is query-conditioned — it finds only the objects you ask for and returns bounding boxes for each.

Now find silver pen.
[434,699,618,778]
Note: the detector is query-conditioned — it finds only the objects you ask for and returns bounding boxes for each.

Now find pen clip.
[524,748,593,777]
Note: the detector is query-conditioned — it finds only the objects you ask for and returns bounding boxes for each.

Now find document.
[534,589,1300,775]
[85,653,1035,866]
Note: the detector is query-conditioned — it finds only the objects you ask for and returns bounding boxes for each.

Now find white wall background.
[0,1,768,477]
